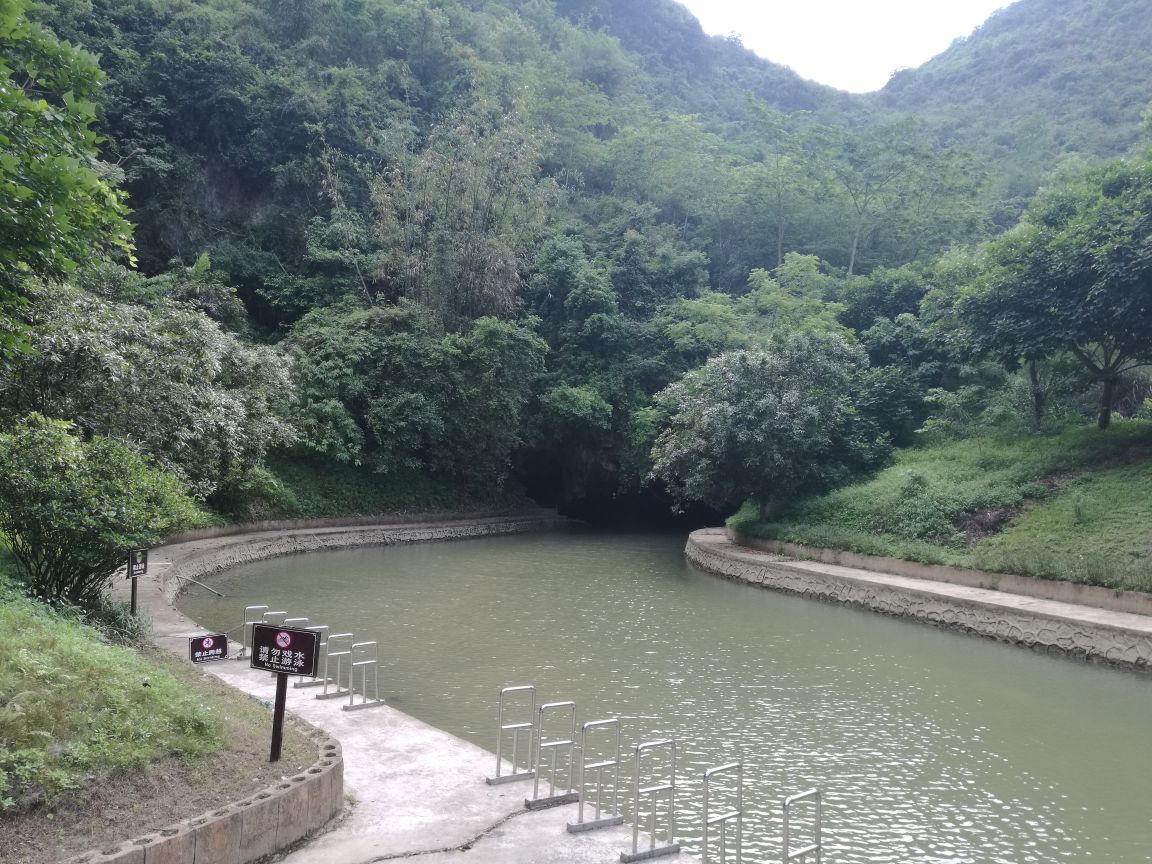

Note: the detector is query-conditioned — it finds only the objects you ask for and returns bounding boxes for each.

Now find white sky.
[676,0,1016,93]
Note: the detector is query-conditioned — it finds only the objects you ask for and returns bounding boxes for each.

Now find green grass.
[729,420,1152,591]
[0,574,225,811]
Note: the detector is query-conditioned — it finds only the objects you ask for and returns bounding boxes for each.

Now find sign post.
[250,624,320,762]
[127,548,148,615]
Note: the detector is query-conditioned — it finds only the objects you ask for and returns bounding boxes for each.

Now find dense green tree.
[439,316,547,488]
[288,300,546,486]
[0,0,132,356]
[0,414,200,605]
[372,101,558,328]
[959,152,1152,429]
[0,277,294,497]
[650,333,891,515]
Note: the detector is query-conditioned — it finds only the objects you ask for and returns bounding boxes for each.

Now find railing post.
[315,632,354,701]
[621,739,680,863]
[486,685,536,785]
[294,625,329,688]
[782,788,822,864]
[525,701,579,809]
[238,606,269,658]
[567,718,625,832]
[702,762,742,864]
[343,641,385,710]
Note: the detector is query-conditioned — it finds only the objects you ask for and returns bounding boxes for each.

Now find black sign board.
[128,548,148,578]
[250,624,319,677]
[189,633,229,663]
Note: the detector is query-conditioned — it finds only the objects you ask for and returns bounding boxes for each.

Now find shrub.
[0,414,201,606]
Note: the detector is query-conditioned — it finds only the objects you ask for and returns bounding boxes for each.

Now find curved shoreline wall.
[158,514,570,605]
[64,513,568,864]
[686,529,1152,671]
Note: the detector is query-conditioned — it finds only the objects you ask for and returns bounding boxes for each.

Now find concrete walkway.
[128,522,701,864]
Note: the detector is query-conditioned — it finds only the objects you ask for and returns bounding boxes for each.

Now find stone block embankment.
[159,514,570,604]
[687,529,1152,670]
[60,725,343,864]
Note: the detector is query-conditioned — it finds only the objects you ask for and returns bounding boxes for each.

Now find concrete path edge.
[687,528,1152,671]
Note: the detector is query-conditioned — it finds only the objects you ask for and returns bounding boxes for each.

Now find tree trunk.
[1097,376,1116,430]
[1027,359,1046,428]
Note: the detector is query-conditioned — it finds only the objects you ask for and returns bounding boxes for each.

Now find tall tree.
[959,152,1152,429]
[649,333,891,515]
[0,0,132,356]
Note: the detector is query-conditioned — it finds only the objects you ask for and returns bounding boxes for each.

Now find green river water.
[178,529,1152,864]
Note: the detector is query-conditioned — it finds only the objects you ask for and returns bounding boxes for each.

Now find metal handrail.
[703,762,743,864]
[622,738,681,862]
[315,632,354,700]
[239,605,269,658]
[343,640,384,710]
[295,625,330,688]
[488,685,536,785]
[568,718,624,832]
[528,700,578,807]
[782,788,822,863]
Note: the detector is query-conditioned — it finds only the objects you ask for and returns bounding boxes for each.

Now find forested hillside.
[4,0,1152,536]
[877,0,1152,221]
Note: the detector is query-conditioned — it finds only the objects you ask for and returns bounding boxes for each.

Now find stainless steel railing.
[344,640,385,710]
[622,738,681,862]
[238,605,269,658]
[527,700,579,808]
[782,788,822,863]
[315,632,354,700]
[567,718,625,833]
[703,762,742,864]
[487,685,536,785]
[294,625,329,688]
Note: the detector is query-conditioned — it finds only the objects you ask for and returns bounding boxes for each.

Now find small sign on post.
[128,548,149,578]
[189,633,229,663]
[250,624,320,762]
[127,548,148,615]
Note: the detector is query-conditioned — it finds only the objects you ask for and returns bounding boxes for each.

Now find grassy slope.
[0,564,219,810]
[729,421,1152,591]
[0,554,311,823]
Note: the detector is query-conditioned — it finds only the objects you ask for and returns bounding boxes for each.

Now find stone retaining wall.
[687,530,1152,670]
[159,516,569,604]
[166,507,559,543]
[61,719,343,864]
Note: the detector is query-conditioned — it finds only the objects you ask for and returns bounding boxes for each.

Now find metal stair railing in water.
[525,700,579,810]
[344,641,385,711]
[702,762,743,864]
[567,718,625,833]
[782,789,822,864]
[238,605,269,658]
[486,685,536,785]
[294,625,329,688]
[315,632,354,700]
[261,610,288,627]
[621,738,681,863]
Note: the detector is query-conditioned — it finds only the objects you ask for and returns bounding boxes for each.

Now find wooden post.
[270,672,288,762]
